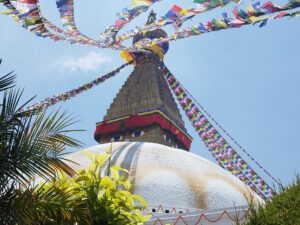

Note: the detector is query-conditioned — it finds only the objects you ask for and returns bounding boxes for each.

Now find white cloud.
[58,52,111,73]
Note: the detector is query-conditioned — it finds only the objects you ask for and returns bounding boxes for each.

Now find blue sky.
[0,0,299,186]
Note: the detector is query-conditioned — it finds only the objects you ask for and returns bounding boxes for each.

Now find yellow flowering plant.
[40,146,151,225]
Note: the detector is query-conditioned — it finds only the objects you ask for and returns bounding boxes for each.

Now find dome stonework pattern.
[67,142,260,210]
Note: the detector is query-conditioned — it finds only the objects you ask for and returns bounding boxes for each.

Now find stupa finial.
[146,9,156,25]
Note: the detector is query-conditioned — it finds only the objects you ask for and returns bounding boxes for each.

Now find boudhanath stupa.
[4,0,299,222]
[66,13,261,225]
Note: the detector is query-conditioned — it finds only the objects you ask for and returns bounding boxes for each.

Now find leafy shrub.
[0,60,85,224]
[243,176,300,225]
[40,148,151,225]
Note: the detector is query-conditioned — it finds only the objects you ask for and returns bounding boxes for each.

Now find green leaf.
[97,189,106,199]
[83,150,95,161]
[141,214,153,222]
[122,179,132,190]
[0,70,16,91]
[100,176,116,189]
[76,175,90,182]
[111,165,129,174]
[110,167,120,181]
[132,194,148,208]
[95,153,111,165]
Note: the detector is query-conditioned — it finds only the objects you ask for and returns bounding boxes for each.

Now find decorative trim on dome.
[145,205,250,224]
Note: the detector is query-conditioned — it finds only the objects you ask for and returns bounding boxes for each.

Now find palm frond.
[1,108,83,185]
[0,60,86,224]
[0,182,16,224]
[0,59,16,92]
[0,88,83,185]
[12,184,91,225]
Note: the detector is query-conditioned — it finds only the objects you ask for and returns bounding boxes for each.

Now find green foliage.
[40,148,151,225]
[12,184,90,225]
[0,60,150,224]
[244,176,300,225]
[0,60,86,224]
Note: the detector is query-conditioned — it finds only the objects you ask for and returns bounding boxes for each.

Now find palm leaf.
[12,184,91,225]
[1,108,83,185]
[0,86,83,185]
[0,60,87,224]
[0,59,16,92]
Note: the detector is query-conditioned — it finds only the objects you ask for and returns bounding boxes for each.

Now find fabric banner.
[160,63,274,199]
[55,0,100,46]
[99,0,161,46]
[21,62,131,112]
[115,0,240,44]
[0,0,113,47]
[127,0,300,52]
[1,0,299,50]
[0,0,65,40]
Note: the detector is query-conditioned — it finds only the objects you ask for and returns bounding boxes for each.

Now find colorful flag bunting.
[1,0,299,51]
[21,62,131,112]
[127,0,300,53]
[161,63,275,199]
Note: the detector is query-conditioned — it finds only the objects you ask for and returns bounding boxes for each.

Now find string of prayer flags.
[99,0,161,46]
[0,0,111,47]
[55,0,100,46]
[159,5,199,28]
[0,0,27,26]
[21,62,132,112]
[0,0,66,41]
[1,0,300,50]
[161,63,275,199]
[115,0,161,29]
[114,0,239,45]
[114,0,243,44]
[194,0,236,9]
[128,0,300,53]
[15,0,51,37]
[0,0,68,41]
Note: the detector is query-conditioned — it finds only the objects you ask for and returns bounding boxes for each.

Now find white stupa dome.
[66,142,260,212]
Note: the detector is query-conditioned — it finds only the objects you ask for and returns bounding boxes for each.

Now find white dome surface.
[66,142,258,210]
